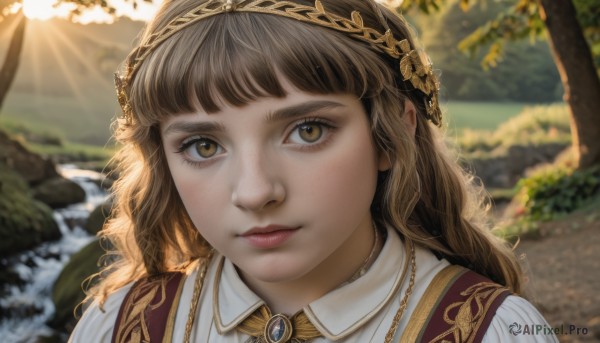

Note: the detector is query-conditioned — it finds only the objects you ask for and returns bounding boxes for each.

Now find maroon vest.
[400,264,511,342]
[111,272,186,343]
[111,265,510,342]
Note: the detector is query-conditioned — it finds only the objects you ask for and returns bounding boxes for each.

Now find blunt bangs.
[128,12,394,124]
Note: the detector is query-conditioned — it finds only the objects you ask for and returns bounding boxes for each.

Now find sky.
[19,0,160,24]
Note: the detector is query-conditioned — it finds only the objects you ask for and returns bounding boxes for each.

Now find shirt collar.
[213,226,406,339]
[212,256,264,334]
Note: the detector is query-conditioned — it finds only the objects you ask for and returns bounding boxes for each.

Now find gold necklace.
[184,239,416,342]
[384,238,416,342]
[346,226,380,284]
[183,252,213,343]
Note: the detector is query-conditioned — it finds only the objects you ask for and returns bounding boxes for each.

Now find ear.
[403,99,417,137]
[376,99,417,172]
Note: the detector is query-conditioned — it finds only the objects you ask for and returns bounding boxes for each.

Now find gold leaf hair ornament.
[115,0,442,126]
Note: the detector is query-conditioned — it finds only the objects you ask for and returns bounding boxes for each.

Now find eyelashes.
[176,136,222,158]
[284,117,336,151]
[173,117,338,166]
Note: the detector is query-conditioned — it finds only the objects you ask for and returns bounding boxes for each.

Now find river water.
[0,165,108,343]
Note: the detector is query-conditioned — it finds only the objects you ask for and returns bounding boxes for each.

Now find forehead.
[160,83,365,135]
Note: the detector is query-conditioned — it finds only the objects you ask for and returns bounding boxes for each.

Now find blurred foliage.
[454,103,570,158]
[397,0,600,72]
[410,0,562,102]
[515,164,600,221]
[575,0,600,70]
[456,0,546,69]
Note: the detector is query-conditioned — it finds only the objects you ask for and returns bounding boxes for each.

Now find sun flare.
[20,0,159,23]
[22,0,65,21]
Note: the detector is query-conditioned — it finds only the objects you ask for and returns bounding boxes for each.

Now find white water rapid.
[0,164,109,343]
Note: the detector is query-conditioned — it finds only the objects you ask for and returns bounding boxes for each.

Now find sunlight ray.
[68,28,131,52]
[46,24,114,90]
[27,21,44,114]
[0,12,24,45]
[39,25,96,119]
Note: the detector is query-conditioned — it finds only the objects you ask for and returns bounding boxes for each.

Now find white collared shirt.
[69,226,557,342]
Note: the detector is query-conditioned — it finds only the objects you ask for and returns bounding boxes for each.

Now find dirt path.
[514,214,600,342]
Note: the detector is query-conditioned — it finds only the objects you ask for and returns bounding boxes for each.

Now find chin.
[238,256,314,283]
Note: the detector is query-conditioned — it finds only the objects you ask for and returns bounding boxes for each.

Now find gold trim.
[113,281,158,343]
[212,256,225,332]
[400,264,466,342]
[429,282,509,343]
[466,288,507,343]
[182,254,213,343]
[113,275,175,343]
[162,273,187,343]
[127,0,421,77]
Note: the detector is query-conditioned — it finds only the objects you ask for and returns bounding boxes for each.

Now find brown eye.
[297,123,323,143]
[195,139,219,158]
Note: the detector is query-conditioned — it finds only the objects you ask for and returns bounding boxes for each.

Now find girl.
[70,0,557,342]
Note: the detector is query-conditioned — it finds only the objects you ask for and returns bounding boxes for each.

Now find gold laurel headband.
[116,0,442,126]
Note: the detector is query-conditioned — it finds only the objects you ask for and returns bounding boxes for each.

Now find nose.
[231,151,285,212]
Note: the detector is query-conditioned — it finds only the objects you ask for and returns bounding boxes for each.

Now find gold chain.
[383,238,416,343]
[183,239,416,342]
[346,225,380,284]
[183,252,213,343]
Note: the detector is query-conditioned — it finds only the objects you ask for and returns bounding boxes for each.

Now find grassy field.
[444,101,528,132]
[1,91,118,146]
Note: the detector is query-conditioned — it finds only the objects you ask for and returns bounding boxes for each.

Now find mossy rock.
[49,239,104,332]
[0,130,59,184]
[33,177,86,209]
[0,164,61,257]
[84,200,113,235]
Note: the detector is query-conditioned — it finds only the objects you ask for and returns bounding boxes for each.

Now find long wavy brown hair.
[89,0,523,306]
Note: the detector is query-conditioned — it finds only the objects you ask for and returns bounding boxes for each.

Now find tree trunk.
[0,12,27,113]
[537,0,600,169]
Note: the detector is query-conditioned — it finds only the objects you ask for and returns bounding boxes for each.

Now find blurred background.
[0,0,598,342]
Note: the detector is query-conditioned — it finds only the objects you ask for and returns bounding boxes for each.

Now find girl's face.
[161,82,387,286]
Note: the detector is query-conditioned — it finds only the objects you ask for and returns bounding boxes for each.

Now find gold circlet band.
[115,0,442,126]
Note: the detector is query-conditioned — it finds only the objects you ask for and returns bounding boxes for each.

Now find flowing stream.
[0,165,108,343]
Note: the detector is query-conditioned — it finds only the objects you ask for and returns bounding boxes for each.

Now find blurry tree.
[396,0,600,170]
[413,1,561,102]
[0,0,150,113]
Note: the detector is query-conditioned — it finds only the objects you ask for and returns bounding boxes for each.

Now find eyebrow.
[162,120,226,136]
[162,100,345,135]
[265,100,345,122]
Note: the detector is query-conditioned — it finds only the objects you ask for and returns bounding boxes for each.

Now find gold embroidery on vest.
[428,282,508,343]
[114,277,171,343]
